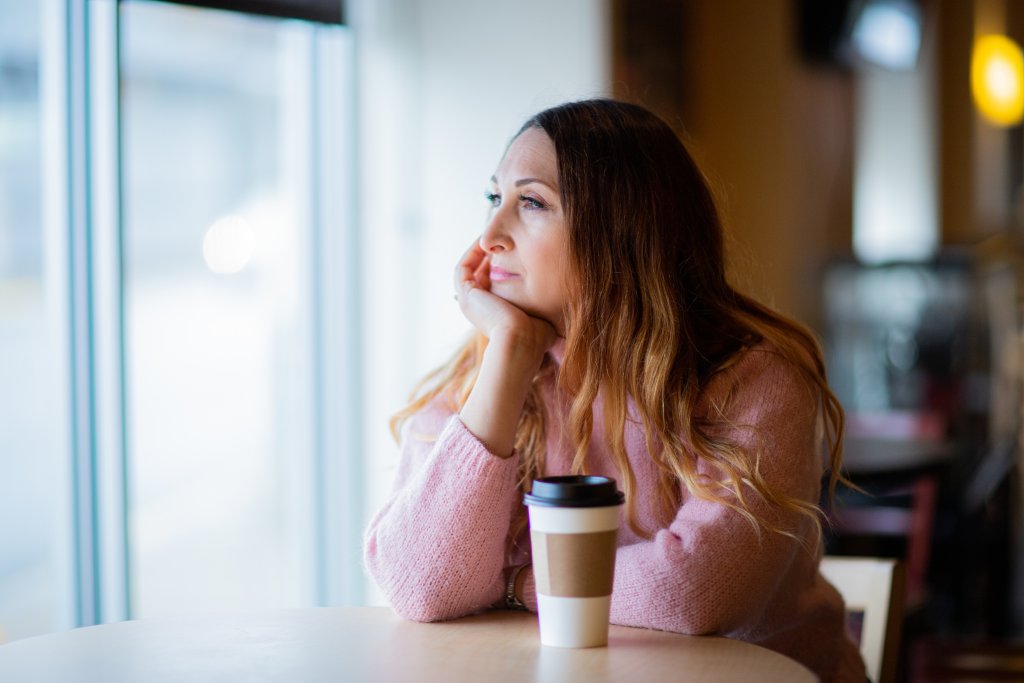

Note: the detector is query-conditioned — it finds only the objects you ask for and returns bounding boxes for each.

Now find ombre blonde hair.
[391,99,848,547]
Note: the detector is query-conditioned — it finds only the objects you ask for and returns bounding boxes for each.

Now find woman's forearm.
[459,330,548,457]
[363,416,521,622]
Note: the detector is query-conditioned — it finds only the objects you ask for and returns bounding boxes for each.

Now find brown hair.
[392,99,847,546]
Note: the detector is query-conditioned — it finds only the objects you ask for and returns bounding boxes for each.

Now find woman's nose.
[479,212,512,253]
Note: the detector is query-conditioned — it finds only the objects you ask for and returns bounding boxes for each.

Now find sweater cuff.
[443,414,520,465]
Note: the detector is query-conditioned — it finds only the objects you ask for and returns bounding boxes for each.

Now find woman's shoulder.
[702,341,818,414]
[711,340,805,382]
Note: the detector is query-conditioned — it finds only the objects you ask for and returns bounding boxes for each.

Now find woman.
[364,99,865,682]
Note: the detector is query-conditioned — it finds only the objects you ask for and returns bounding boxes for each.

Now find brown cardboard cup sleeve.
[531,530,618,598]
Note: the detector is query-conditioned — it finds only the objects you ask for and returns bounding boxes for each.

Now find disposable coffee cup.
[524,475,624,648]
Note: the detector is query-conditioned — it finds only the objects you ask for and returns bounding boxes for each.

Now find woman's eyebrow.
[514,177,558,190]
[489,175,559,191]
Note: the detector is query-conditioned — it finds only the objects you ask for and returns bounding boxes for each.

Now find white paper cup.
[524,476,624,648]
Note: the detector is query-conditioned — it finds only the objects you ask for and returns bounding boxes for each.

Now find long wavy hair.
[391,99,848,547]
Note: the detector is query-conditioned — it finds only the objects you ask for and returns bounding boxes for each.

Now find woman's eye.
[520,195,545,210]
[484,191,501,207]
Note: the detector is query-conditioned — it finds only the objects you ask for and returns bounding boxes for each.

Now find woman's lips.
[489,266,519,282]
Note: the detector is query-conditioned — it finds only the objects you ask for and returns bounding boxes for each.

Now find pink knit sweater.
[364,343,866,682]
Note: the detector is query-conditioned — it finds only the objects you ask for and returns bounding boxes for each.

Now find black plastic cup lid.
[523,475,625,508]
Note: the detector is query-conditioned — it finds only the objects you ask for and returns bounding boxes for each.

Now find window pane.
[121,2,317,617]
[0,0,70,641]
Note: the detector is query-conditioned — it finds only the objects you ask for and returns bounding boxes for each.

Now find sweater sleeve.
[522,350,825,635]
[363,406,521,622]
[612,352,823,634]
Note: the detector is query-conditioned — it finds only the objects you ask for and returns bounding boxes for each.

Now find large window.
[121,0,326,618]
[0,0,360,640]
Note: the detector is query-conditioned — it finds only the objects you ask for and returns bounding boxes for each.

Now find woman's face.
[482,127,570,335]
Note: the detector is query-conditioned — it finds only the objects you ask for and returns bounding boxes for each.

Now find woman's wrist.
[486,324,552,372]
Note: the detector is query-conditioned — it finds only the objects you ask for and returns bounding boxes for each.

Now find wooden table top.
[0,606,817,682]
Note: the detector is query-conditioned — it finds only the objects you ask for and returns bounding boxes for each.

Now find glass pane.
[0,0,69,641]
[121,2,317,617]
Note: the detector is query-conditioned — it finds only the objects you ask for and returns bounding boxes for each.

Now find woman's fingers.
[453,237,552,351]
[454,245,516,334]
[455,241,487,294]
[472,253,491,290]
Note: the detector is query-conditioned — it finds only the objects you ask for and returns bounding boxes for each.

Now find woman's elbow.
[375,573,479,623]
[387,593,460,623]
[633,602,725,636]
[671,610,727,636]
[614,580,736,636]
[364,549,475,622]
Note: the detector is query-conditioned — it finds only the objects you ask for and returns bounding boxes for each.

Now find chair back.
[820,556,905,683]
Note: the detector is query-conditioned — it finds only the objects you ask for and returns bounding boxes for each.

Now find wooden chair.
[829,470,937,607]
[820,556,905,683]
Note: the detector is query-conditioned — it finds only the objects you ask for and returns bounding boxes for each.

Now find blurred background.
[0,0,1021,679]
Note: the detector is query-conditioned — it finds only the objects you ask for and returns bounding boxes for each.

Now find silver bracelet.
[504,564,529,611]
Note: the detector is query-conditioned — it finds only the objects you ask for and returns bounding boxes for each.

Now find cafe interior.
[0,0,1022,681]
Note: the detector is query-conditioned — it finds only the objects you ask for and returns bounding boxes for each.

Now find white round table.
[0,607,817,682]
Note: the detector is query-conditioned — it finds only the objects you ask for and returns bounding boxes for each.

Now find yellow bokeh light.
[972,34,1024,127]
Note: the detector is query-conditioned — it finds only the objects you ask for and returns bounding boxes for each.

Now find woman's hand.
[454,241,557,360]
[454,240,558,457]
